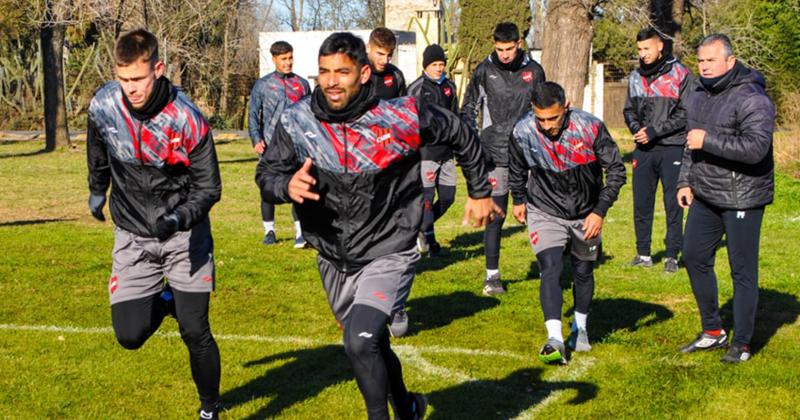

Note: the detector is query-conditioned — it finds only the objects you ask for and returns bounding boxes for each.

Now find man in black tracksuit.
[677,34,775,363]
[86,29,222,419]
[623,28,692,273]
[367,27,407,100]
[510,82,626,364]
[256,32,498,419]
[461,22,546,295]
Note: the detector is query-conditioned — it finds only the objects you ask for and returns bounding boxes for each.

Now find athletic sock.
[486,269,499,280]
[574,312,588,330]
[263,221,275,234]
[294,221,302,238]
[705,329,723,336]
[639,255,652,262]
[545,319,563,342]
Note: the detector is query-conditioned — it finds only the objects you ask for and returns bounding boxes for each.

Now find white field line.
[513,356,597,420]
[0,323,526,359]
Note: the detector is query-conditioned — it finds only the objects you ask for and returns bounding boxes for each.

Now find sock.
[263,221,275,234]
[486,269,499,279]
[574,312,588,330]
[705,329,723,336]
[545,319,563,342]
[294,221,302,238]
[639,255,652,261]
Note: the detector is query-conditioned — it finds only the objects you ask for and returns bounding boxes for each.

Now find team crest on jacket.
[384,75,394,87]
[292,83,302,92]
[370,125,393,145]
[443,87,452,97]
[522,71,533,83]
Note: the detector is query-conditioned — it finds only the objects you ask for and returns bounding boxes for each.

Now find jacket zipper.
[136,122,155,233]
[340,122,349,272]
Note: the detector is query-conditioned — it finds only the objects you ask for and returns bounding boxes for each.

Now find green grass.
[1,135,799,419]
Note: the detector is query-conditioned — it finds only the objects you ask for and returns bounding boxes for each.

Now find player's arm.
[256,121,304,204]
[171,130,222,231]
[459,65,485,132]
[248,80,265,146]
[508,131,529,223]
[86,116,110,221]
[591,123,627,218]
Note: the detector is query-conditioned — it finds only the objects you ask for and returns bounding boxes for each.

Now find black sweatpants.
[421,185,456,241]
[632,147,684,258]
[484,194,509,270]
[111,289,221,408]
[261,200,300,224]
[343,304,414,420]
[682,198,764,346]
[537,247,595,321]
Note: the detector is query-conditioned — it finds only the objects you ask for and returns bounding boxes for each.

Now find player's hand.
[155,212,181,241]
[582,212,603,240]
[686,129,706,150]
[633,127,650,144]
[88,194,106,222]
[288,158,319,203]
[254,141,266,154]
[462,197,505,228]
[512,204,526,224]
[677,187,693,209]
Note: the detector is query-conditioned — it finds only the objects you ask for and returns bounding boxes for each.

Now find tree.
[650,0,685,56]
[541,0,605,108]
[41,0,69,151]
[457,0,530,77]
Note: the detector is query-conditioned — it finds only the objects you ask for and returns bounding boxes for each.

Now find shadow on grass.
[222,344,352,419]
[416,225,525,275]
[218,156,259,165]
[576,298,673,343]
[427,367,597,419]
[0,148,48,159]
[0,217,76,227]
[403,291,499,337]
[719,288,800,354]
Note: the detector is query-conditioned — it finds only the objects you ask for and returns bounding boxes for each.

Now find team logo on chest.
[370,125,393,145]
[443,87,452,97]
[522,71,533,83]
[292,83,301,92]
[384,75,394,88]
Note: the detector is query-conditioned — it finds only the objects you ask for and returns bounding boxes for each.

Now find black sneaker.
[416,233,429,254]
[262,231,276,245]
[409,392,428,420]
[630,255,653,268]
[721,343,751,363]
[538,338,567,365]
[198,402,222,420]
[388,310,409,337]
[680,330,728,353]
[664,258,679,273]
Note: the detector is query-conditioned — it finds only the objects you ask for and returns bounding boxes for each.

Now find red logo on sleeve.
[489,178,498,189]
[109,276,119,294]
[383,75,394,88]
[522,71,533,83]
[443,87,452,97]
[425,171,436,182]
[632,159,638,170]
[530,231,539,245]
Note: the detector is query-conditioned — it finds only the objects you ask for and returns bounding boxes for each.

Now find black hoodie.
[677,61,776,209]
[256,82,491,272]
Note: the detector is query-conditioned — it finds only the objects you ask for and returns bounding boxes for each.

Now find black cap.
[422,44,446,69]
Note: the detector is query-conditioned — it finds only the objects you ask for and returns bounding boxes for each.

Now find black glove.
[88,194,107,221]
[155,212,181,241]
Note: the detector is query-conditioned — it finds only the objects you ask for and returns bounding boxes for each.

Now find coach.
[677,34,775,363]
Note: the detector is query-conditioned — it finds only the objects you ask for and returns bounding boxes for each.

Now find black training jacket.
[370,63,407,100]
[256,92,491,273]
[407,74,459,161]
[623,58,692,150]
[509,108,626,220]
[677,62,775,209]
[461,52,545,167]
[87,81,221,237]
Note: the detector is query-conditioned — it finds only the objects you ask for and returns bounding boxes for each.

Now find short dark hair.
[698,33,734,57]
[531,81,566,109]
[636,27,664,43]
[319,32,369,68]
[270,41,293,56]
[493,22,520,43]
[369,27,397,50]
[115,29,159,66]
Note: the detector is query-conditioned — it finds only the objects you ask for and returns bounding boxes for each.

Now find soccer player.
[509,82,626,364]
[256,32,500,419]
[623,28,691,273]
[461,21,546,296]
[367,27,407,100]
[248,41,311,247]
[86,29,222,419]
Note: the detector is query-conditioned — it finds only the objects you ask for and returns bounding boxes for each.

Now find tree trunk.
[221,13,230,115]
[651,0,684,57]
[541,0,594,108]
[41,2,70,151]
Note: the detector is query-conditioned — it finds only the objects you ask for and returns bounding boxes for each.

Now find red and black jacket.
[256,88,490,272]
[407,74,460,161]
[87,81,221,237]
[509,108,626,220]
[369,63,407,100]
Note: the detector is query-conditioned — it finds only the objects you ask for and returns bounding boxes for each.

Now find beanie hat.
[422,44,447,69]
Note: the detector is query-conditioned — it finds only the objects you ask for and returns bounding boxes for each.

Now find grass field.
[1,133,799,419]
